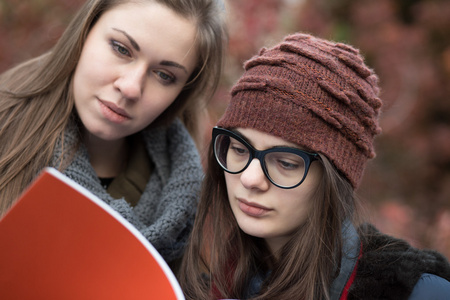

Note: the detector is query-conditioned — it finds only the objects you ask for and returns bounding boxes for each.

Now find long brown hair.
[178,142,359,299]
[0,0,227,215]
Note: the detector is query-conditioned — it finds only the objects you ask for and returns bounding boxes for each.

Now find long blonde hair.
[0,0,227,215]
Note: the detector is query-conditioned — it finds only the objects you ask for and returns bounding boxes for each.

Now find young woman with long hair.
[178,33,450,299]
[0,0,227,264]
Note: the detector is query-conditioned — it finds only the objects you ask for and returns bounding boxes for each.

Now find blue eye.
[110,40,131,57]
[155,71,175,84]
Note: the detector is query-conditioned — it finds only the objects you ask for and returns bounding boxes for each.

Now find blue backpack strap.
[329,220,361,300]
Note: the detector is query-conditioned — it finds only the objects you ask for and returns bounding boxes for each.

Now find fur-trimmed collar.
[348,224,450,299]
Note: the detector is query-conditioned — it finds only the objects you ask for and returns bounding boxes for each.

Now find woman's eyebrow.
[112,28,140,51]
[160,60,188,74]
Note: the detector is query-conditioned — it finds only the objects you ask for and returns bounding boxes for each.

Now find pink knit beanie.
[217,33,382,189]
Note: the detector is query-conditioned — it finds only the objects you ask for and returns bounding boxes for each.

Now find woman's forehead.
[233,127,302,150]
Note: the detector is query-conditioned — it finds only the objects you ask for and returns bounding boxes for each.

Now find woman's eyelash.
[155,71,176,84]
[110,40,131,57]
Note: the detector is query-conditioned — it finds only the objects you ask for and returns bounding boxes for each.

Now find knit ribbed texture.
[52,118,203,263]
[217,33,382,189]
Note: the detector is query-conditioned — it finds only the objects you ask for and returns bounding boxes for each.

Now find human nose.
[240,158,270,191]
[114,65,146,101]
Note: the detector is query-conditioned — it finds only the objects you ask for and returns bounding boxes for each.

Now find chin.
[238,224,269,239]
[87,129,126,142]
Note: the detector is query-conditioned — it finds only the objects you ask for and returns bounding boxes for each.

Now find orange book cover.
[0,168,185,300]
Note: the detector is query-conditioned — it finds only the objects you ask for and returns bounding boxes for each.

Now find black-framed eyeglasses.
[212,127,319,189]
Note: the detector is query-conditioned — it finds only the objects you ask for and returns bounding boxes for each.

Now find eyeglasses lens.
[264,151,306,188]
[214,133,307,188]
[214,134,249,173]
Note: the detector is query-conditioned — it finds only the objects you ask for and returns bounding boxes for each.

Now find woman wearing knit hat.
[178,33,450,299]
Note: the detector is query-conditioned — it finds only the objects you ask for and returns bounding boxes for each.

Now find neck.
[265,236,290,260]
[82,132,129,178]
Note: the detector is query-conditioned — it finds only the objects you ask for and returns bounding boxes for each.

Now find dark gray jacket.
[245,223,450,299]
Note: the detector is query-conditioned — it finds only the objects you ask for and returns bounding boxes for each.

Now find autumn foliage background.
[1,0,449,258]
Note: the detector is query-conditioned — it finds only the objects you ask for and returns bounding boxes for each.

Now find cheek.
[73,59,94,97]
[133,91,178,130]
[76,59,110,86]
[139,94,175,119]
[224,173,241,208]
[76,37,114,84]
[279,184,317,225]
[224,172,237,194]
[72,67,87,107]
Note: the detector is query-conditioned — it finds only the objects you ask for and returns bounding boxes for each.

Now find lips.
[98,99,131,123]
[237,198,272,217]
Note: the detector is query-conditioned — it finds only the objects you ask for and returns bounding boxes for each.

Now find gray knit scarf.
[51,118,203,263]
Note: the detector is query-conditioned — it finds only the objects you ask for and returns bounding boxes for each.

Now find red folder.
[0,168,185,299]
